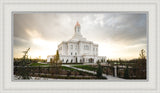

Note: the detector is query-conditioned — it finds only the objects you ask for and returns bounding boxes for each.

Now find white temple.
[47,22,106,63]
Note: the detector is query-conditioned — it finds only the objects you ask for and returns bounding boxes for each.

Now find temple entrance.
[83,58,85,63]
[75,57,78,63]
[89,58,94,63]
[80,59,82,63]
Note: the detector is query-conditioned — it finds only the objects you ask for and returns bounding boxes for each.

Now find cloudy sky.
[14,13,147,60]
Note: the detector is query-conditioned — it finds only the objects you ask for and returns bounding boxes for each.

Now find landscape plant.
[96,60,103,78]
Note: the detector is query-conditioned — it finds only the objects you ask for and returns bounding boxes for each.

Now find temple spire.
[75,21,81,34]
[69,21,86,41]
[75,21,80,26]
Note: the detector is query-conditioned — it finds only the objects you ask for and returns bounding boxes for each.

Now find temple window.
[84,45,89,50]
[59,47,62,50]
[71,45,73,49]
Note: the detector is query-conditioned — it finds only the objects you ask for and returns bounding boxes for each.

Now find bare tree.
[139,49,146,59]
[136,49,146,79]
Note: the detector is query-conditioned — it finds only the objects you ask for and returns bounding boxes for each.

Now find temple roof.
[69,35,87,42]
[68,21,87,42]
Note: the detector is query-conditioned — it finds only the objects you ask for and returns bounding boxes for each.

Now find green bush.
[124,65,129,79]
[96,62,103,78]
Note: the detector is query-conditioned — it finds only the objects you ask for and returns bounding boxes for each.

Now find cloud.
[81,13,146,45]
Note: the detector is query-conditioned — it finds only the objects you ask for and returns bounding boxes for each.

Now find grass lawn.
[29,63,49,66]
[62,63,83,65]
[61,66,95,76]
[29,63,85,71]
[61,66,78,71]
[73,65,97,71]
[28,63,96,76]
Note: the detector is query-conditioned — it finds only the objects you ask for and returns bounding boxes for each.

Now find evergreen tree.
[54,50,60,64]
[124,65,129,79]
[96,60,103,78]
[50,50,61,66]
[76,57,78,63]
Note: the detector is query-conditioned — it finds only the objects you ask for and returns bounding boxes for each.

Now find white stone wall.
[58,42,68,56]
[47,55,54,62]
[59,55,83,63]
[47,55,106,63]
[67,42,79,56]
[56,40,101,63]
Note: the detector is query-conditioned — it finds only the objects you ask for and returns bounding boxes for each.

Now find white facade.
[47,55,54,63]
[47,22,106,63]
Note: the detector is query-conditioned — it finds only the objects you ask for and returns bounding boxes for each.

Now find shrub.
[96,61,103,78]
[124,65,129,79]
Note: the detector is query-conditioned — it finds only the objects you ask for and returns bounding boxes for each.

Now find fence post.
[114,66,117,77]
[106,66,108,75]
[38,66,40,77]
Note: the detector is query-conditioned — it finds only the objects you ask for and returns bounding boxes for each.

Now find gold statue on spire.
[75,21,80,26]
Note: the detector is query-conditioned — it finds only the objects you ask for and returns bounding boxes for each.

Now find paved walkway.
[63,65,124,80]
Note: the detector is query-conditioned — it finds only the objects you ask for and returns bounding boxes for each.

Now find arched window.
[71,45,73,49]
[59,47,62,50]
[50,58,52,62]
[75,45,77,50]
[84,45,89,50]
[71,52,72,55]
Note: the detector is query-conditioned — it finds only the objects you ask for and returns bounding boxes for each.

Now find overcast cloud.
[14,13,147,59]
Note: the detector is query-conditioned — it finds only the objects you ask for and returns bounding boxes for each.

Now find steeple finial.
[76,21,80,26]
